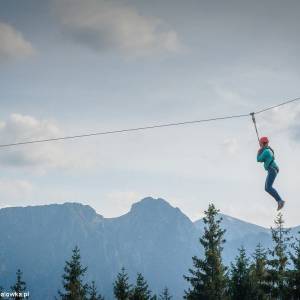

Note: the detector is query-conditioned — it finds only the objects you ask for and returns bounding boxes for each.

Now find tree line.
[0,269,28,299]
[1,204,300,299]
[55,246,171,300]
[184,204,300,300]
[0,246,172,300]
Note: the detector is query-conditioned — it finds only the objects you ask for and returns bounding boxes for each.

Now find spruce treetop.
[11,269,27,299]
[184,203,227,300]
[58,246,89,300]
[113,268,131,300]
[159,287,172,300]
[130,273,152,300]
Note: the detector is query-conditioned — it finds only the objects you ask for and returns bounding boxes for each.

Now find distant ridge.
[0,197,298,300]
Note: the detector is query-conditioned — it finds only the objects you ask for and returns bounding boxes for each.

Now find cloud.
[58,0,181,55]
[103,191,141,216]
[258,104,300,141]
[0,114,90,171]
[0,179,33,206]
[222,138,239,156]
[0,22,35,62]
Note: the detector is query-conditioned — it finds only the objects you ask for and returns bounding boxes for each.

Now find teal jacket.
[257,147,279,171]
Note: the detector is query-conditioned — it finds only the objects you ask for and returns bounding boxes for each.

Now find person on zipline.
[257,136,285,210]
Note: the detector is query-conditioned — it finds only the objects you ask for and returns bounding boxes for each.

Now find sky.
[0,0,300,227]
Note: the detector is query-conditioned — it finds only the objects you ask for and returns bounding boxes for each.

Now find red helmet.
[259,136,269,145]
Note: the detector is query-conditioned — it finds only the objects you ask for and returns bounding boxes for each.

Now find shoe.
[277,201,285,211]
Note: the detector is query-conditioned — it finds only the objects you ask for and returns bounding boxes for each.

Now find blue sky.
[0,0,300,227]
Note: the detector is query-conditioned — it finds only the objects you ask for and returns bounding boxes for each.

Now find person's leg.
[265,168,283,203]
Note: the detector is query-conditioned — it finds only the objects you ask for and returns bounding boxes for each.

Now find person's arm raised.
[257,148,265,162]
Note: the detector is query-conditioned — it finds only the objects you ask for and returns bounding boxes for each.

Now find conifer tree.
[58,246,88,300]
[159,287,172,300]
[88,281,104,300]
[267,213,290,299]
[129,273,152,300]
[10,269,27,300]
[289,231,300,299]
[250,243,268,300]
[184,204,227,300]
[229,247,254,300]
[113,268,131,300]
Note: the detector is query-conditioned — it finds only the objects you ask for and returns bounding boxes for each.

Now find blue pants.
[265,167,283,203]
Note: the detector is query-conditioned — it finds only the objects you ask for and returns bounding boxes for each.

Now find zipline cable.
[251,96,300,145]
[0,96,300,149]
[0,113,249,148]
[255,96,300,115]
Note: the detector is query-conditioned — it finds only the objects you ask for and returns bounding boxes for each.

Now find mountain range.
[0,197,299,299]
